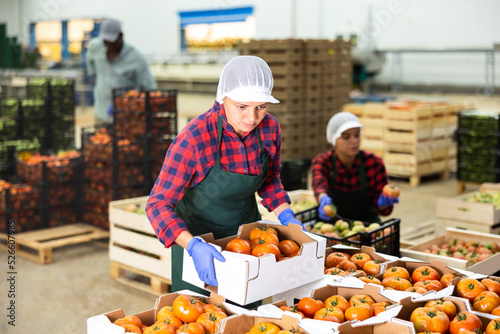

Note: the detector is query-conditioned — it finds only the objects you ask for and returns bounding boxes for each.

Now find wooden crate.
[341,103,364,118]
[108,197,172,283]
[436,183,500,226]
[385,128,432,144]
[385,105,433,130]
[260,39,305,62]
[0,223,109,264]
[400,227,500,275]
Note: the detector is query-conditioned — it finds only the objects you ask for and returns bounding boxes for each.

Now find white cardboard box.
[182,220,326,305]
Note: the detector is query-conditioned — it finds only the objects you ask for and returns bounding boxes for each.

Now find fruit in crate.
[422,238,500,266]
[290,199,317,213]
[89,128,112,144]
[323,204,337,217]
[464,192,500,209]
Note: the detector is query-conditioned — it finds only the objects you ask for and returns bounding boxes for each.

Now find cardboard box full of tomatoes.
[182,220,327,305]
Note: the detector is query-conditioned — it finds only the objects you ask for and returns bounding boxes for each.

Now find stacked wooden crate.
[238,39,352,160]
[343,100,473,186]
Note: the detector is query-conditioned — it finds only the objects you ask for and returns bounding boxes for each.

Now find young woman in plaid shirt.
[146,56,304,293]
[311,112,399,223]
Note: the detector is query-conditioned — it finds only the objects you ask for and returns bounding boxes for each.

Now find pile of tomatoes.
[113,294,229,334]
[224,225,301,261]
[411,304,500,334]
[324,251,380,277]
[282,294,393,323]
[454,277,500,316]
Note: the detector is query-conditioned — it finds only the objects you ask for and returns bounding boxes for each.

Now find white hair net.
[216,56,280,104]
[326,111,364,145]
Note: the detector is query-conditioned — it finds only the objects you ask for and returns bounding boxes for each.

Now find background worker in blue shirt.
[86,18,157,124]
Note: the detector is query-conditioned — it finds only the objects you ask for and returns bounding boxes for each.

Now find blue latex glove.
[186,237,226,286]
[106,103,114,116]
[318,195,333,221]
[278,208,305,231]
[377,194,399,208]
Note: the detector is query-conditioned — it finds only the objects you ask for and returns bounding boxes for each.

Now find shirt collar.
[334,151,360,174]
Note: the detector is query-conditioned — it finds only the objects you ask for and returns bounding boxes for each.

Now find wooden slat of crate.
[110,260,171,296]
[385,162,431,176]
[273,73,305,88]
[386,141,431,156]
[437,219,500,235]
[0,223,109,264]
[431,158,448,173]
[432,138,452,151]
[432,125,453,139]
[238,40,263,54]
[343,103,365,117]
[268,61,304,75]
[361,140,385,152]
[430,148,448,160]
[386,118,432,130]
[260,39,305,62]
[436,183,500,226]
[385,151,432,165]
[364,103,388,117]
[385,128,432,144]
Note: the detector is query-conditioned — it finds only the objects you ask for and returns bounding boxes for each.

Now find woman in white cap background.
[311,111,399,223]
[146,56,304,297]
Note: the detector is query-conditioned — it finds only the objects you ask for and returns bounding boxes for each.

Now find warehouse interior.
[1,1,500,333]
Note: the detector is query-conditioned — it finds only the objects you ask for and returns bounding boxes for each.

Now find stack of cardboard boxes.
[238,38,353,160]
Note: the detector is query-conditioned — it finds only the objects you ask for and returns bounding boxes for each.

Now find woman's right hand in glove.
[186,237,226,286]
[318,194,333,221]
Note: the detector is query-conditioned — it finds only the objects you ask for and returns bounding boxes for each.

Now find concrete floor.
[1,91,499,333]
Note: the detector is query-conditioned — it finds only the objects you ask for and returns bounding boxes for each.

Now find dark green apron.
[330,152,380,223]
[171,115,269,296]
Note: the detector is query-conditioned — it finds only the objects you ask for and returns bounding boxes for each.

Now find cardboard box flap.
[300,318,339,334]
[87,314,125,334]
[311,283,387,303]
[335,319,416,334]
[218,313,308,333]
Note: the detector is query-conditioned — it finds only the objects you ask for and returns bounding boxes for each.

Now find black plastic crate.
[457,163,500,183]
[84,183,147,207]
[0,98,20,118]
[458,148,500,170]
[83,161,146,187]
[459,110,499,132]
[304,217,401,256]
[81,126,146,163]
[16,152,82,184]
[281,158,311,191]
[457,128,500,149]
[83,204,109,229]
[113,89,177,113]
[0,182,41,212]
[0,118,19,140]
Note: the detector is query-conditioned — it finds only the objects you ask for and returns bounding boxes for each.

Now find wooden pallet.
[0,223,109,264]
[387,169,449,187]
[456,181,481,193]
[110,261,171,296]
[400,220,437,248]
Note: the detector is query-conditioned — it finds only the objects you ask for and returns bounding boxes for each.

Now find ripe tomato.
[412,266,441,283]
[456,278,487,302]
[449,312,483,334]
[324,267,347,276]
[204,303,226,314]
[350,253,373,270]
[249,225,278,241]
[176,322,206,334]
[279,306,305,319]
[362,260,381,276]
[382,276,413,291]
[410,307,450,334]
[196,311,227,334]
[493,306,500,316]
[349,295,375,307]
[143,322,176,334]
[172,294,205,323]
[252,242,281,261]
[324,295,350,313]
[251,232,280,248]
[278,239,300,257]
[119,324,142,333]
[246,322,281,334]
[413,280,444,292]
[486,318,500,334]
[483,278,500,295]
[406,286,428,294]
[153,318,183,331]
[313,307,344,323]
[440,273,458,288]
[297,297,325,318]
[225,238,252,255]
[372,302,391,316]
[345,303,373,321]
[114,315,143,328]
[157,306,176,321]
[325,252,350,268]
[359,276,382,285]
[383,266,410,280]
[424,299,457,321]
[382,184,400,199]
[473,291,500,313]
[336,260,357,273]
